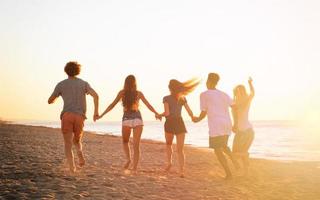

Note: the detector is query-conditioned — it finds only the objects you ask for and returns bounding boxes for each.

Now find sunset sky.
[1,0,320,122]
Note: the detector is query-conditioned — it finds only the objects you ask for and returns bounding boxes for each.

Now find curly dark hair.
[122,75,138,111]
[64,61,81,77]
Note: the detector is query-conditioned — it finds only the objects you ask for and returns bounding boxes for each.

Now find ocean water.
[15,120,320,161]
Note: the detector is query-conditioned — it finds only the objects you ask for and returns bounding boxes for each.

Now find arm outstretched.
[99,90,122,119]
[192,111,207,123]
[184,103,194,119]
[248,77,255,99]
[140,92,159,115]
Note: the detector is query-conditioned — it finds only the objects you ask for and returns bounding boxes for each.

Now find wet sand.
[1,122,319,200]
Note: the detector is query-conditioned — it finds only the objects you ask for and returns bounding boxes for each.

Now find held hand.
[248,77,253,83]
[232,126,239,134]
[155,113,162,121]
[192,116,200,123]
[93,113,99,122]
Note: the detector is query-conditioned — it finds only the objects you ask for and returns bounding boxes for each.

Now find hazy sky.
[1,0,320,122]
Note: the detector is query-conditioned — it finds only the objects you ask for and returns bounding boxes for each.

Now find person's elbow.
[90,90,99,100]
[93,93,99,101]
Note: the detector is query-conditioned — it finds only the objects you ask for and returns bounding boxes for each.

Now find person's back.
[200,89,233,137]
[236,100,252,131]
[54,77,92,119]
[48,61,99,173]
[193,73,238,179]
[163,95,186,118]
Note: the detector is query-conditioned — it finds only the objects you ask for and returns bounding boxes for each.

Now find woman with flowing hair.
[98,75,161,173]
[160,78,200,177]
[232,77,255,175]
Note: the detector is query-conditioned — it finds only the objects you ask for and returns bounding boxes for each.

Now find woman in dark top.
[160,79,200,177]
[98,75,161,173]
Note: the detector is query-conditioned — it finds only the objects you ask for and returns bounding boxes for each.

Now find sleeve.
[85,82,94,95]
[51,83,61,97]
[200,93,207,111]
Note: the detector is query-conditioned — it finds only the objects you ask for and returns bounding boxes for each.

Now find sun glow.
[1,0,320,122]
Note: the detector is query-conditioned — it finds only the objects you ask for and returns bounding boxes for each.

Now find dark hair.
[169,78,200,100]
[64,61,81,77]
[206,73,220,89]
[122,75,138,111]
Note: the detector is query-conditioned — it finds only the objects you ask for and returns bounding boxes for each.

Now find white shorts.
[122,119,144,128]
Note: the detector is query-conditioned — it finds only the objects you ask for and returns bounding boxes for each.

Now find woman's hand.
[192,116,200,123]
[95,114,104,121]
[155,113,162,121]
[93,114,99,122]
[248,77,253,84]
[232,126,239,134]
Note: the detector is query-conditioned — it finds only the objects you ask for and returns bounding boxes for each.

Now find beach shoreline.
[1,122,319,199]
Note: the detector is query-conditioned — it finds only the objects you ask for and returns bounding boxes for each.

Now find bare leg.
[132,126,143,171]
[241,132,254,175]
[63,132,76,172]
[165,132,174,172]
[176,133,186,177]
[73,133,85,167]
[214,148,232,179]
[122,126,131,169]
[223,146,240,170]
[242,153,250,175]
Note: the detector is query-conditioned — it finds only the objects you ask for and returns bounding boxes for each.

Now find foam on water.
[15,120,320,161]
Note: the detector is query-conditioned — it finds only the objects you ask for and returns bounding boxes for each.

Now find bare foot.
[123,160,131,169]
[224,174,233,181]
[77,152,85,167]
[164,164,172,172]
[131,169,138,175]
[68,167,76,174]
[233,161,240,171]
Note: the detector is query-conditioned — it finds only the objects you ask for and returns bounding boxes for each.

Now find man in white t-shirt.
[193,73,239,180]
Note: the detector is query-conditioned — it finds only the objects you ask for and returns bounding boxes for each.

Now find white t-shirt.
[200,89,233,137]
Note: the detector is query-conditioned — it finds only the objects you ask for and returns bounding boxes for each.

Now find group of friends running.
[48,61,255,180]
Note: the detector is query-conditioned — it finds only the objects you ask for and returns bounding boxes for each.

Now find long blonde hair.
[233,85,249,107]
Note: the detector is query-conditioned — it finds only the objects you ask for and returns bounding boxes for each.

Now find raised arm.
[139,92,159,115]
[248,77,255,98]
[98,90,122,119]
[184,103,194,119]
[87,89,100,121]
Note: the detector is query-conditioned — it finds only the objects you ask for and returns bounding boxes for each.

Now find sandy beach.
[1,122,319,200]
